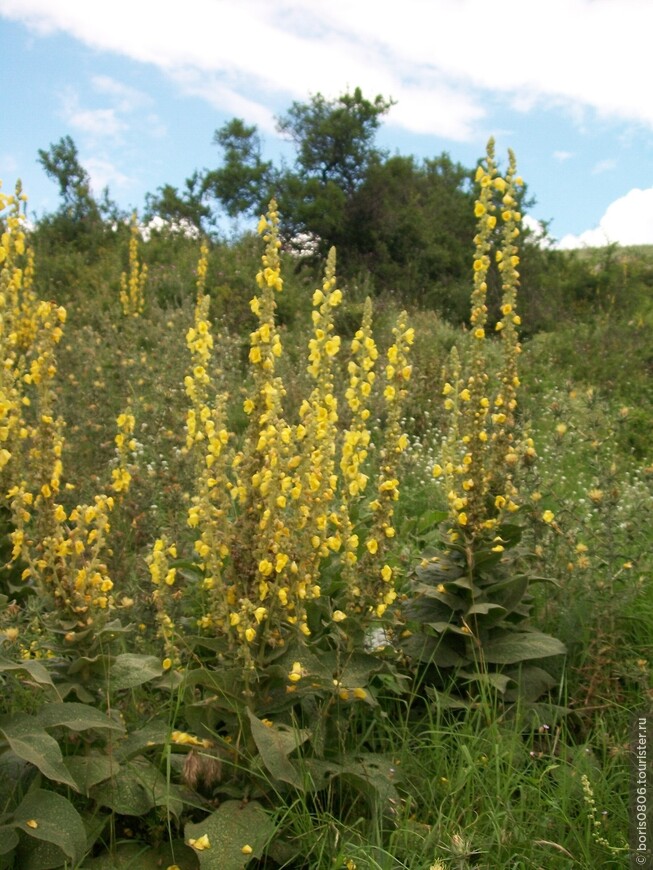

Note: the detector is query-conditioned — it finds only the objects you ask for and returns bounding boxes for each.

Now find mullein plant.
[163,203,414,678]
[1,181,138,641]
[404,141,565,702]
[7,408,136,644]
[119,212,147,317]
[0,181,39,485]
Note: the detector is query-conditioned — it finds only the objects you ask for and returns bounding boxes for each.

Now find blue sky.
[2,0,653,248]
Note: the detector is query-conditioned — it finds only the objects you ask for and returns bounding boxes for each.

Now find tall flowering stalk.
[228,202,296,656]
[361,312,413,618]
[434,139,525,537]
[184,244,233,635]
[0,181,37,482]
[406,141,566,696]
[119,213,147,317]
[284,247,344,631]
[9,408,135,629]
[339,298,377,604]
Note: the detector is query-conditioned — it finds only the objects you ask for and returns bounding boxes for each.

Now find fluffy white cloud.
[556,187,653,249]
[61,89,127,139]
[84,156,131,194]
[2,0,653,140]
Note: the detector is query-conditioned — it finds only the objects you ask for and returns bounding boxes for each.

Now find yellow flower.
[332,610,347,622]
[542,510,555,524]
[188,834,211,851]
[241,844,253,855]
[288,661,303,682]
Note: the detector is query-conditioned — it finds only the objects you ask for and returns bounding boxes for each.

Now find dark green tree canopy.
[144,171,211,232]
[203,119,273,218]
[276,87,394,195]
[37,135,98,221]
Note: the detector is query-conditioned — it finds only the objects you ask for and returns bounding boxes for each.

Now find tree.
[37,135,99,222]
[276,87,394,195]
[144,171,211,233]
[203,119,273,218]
[343,153,476,311]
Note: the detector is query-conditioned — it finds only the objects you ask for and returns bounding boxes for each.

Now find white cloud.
[591,158,617,175]
[553,150,573,162]
[61,88,127,139]
[523,214,554,248]
[556,187,653,249]
[0,153,19,174]
[91,75,149,112]
[84,156,131,194]
[3,0,653,141]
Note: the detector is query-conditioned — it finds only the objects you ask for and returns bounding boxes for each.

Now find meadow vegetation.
[0,128,651,870]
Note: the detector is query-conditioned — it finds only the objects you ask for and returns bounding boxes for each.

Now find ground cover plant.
[0,137,651,869]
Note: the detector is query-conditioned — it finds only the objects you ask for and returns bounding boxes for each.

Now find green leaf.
[0,714,79,790]
[482,631,566,665]
[466,602,505,616]
[484,575,529,616]
[427,621,471,637]
[90,757,183,817]
[114,720,171,761]
[504,665,560,702]
[64,754,118,794]
[401,633,465,667]
[247,710,306,789]
[184,800,275,870]
[416,510,449,533]
[337,754,399,813]
[458,670,512,693]
[13,788,86,866]
[37,702,125,734]
[110,653,164,690]
[82,840,199,869]
[0,826,19,855]
[320,650,385,687]
[0,657,55,687]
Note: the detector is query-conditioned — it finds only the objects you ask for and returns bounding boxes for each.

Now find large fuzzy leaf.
[109,653,164,690]
[0,715,78,790]
[184,801,275,869]
[0,657,55,687]
[483,631,566,665]
[247,710,308,788]
[37,702,125,734]
[91,757,183,817]
[13,788,87,867]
